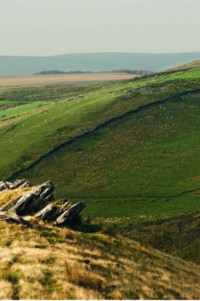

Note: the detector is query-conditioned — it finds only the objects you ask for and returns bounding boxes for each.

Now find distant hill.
[0,52,200,76]
[169,59,200,71]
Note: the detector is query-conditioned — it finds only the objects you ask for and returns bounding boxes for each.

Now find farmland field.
[0,72,136,87]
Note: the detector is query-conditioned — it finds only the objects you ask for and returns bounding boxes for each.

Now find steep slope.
[0,51,200,76]
[121,211,200,265]
[0,221,200,299]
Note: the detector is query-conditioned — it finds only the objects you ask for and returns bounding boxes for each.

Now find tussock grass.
[0,221,199,299]
[0,188,31,207]
[65,262,103,290]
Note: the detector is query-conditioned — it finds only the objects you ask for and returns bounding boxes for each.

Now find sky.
[0,0,200,56]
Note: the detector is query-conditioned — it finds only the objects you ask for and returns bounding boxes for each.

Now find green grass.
[0,73,188,177]
[0,101,50,121]
[1,75,199,177]
[82,197,200,225]
[18,91,200,214]
[1,68,200,225]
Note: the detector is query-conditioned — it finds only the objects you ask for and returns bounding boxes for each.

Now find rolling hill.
[0,61,200,299]
[0,66,199,227]
[0,51,200,76]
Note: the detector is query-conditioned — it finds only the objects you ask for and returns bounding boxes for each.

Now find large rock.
[35,204,58,221]
[56,202,86,227]
[0,179,86,228]
[0,179,30,192]
[10,179,30,189]
[32,181,54,198]
[0,210,29,225]
[1,180,54,215]
[0,181,12,192]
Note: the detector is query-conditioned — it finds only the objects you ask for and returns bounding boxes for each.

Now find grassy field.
[0,68,200,226]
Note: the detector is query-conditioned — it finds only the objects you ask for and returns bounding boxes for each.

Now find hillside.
[0,186,199,299]
[1,223,200,300]
[1,61,200,300]
[169,59,200,71]
[0,52,200,76]
[0,67,199,225]
[121,211,200,264]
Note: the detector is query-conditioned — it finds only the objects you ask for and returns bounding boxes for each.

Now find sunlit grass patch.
[0,188,31,207]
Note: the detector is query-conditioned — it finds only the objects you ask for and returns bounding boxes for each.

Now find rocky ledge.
[0,179,86,227]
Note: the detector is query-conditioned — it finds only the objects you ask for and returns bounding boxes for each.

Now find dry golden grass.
[0,221,199,300]
[0,188,31,207]
[0,73,136,87]
[0,187,199,299]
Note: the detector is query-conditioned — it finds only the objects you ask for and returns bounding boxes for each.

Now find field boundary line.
[6,88,200,181]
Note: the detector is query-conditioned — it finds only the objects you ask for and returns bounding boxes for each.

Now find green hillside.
[0,67,200,226]
[0,52,200,76]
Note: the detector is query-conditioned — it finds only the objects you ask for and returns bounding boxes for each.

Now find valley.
[0,65,200,299]
[1,68,200,225]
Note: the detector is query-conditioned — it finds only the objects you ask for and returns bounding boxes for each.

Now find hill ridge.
[0,51,200,75]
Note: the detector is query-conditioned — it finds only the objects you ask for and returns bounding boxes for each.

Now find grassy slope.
[1,69,200,301]
[1,69,200,226]
[7,69,200,224]
[0,220,199,300]
[2,69,197,178]
[121,211,200,265]
[23,91,200,198]
[1,68,200,178]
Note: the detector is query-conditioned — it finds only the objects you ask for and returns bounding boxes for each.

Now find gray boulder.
[56,202,86,227]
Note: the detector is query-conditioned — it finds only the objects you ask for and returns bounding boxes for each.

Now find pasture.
[0,68,200,226]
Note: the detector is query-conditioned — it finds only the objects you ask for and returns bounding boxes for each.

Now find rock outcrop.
[0,179,30,192]
[0,179,86,228]
[56,201,86,227]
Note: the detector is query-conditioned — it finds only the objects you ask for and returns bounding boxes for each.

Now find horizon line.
[0,50,200,58]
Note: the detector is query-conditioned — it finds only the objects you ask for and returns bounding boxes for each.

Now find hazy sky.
[0,0,200,56]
